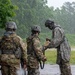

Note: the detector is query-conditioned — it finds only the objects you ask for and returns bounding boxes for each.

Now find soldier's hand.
[44,40,50,47]
[46,38,51,41]
[42,46,47,51]
[23,64,27,69]
[43,56,47,62]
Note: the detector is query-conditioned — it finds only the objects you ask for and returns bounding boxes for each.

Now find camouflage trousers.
[59,62,72,75]
[27,67,40,75]
[1,65,18,75]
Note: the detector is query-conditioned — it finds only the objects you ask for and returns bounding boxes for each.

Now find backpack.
[0,35,22,59]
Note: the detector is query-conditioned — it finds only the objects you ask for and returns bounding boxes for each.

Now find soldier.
[44,19,72,75]
[26,25,47,75]
[0,21,27,75]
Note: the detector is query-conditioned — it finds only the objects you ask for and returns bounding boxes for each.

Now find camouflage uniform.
[45,20,72,75]
[0,22,27,75]
[27,32,46,75]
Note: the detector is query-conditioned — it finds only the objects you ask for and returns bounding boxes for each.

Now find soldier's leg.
[9,66,18,75]
[59,64,63,75]
[59,62,72,75]
[63,62,72,75]
[27,67,40,75]
[1,65,9,75]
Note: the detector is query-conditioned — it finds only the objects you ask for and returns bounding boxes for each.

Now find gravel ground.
[0,64,75,75]
[40,64,75,75]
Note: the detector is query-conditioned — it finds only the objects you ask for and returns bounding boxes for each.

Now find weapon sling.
[39,50,45,69]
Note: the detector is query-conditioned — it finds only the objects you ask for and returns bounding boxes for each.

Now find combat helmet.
[5,21,17,30]
[45,19,54,27]
[31,25,41,32]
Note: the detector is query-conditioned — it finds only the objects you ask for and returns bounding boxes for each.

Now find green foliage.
[11,0,53,37]
[66,34,75,46]
[0,0,75,39]
[0,0,17,28]
[10,1,75,37]
[53,2,75,34]
[39,32,52,45]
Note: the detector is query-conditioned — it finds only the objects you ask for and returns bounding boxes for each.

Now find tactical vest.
[0,35,21,59]
[27,35,41,59]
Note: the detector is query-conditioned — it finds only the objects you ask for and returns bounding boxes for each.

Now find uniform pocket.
[28,56,39,68]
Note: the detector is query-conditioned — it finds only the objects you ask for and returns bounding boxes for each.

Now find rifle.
[40,38,51,69]
[39,47,45,69]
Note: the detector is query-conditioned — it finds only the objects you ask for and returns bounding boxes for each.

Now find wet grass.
[70,51,75,64]
[45,49,75,64]
[45,49,57,64]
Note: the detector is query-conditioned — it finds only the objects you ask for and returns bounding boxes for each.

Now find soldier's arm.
[18,36,27,64]
[33,37,46,61]
[48,28,64,48]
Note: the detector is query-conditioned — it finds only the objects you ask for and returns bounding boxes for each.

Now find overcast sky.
[47,0,75,8]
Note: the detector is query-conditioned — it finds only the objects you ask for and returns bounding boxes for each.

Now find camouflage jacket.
[26,34,45,68]
[47,25,71,64]
[0,32,27,68]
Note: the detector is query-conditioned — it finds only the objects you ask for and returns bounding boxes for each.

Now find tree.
[53,2,75,34]
[0,0,17,28]
[11,0,53,37]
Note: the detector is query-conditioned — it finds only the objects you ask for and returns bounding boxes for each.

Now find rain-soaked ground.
[0,64,75,75]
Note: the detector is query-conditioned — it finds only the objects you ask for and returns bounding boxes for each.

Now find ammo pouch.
[1,47,22,59]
